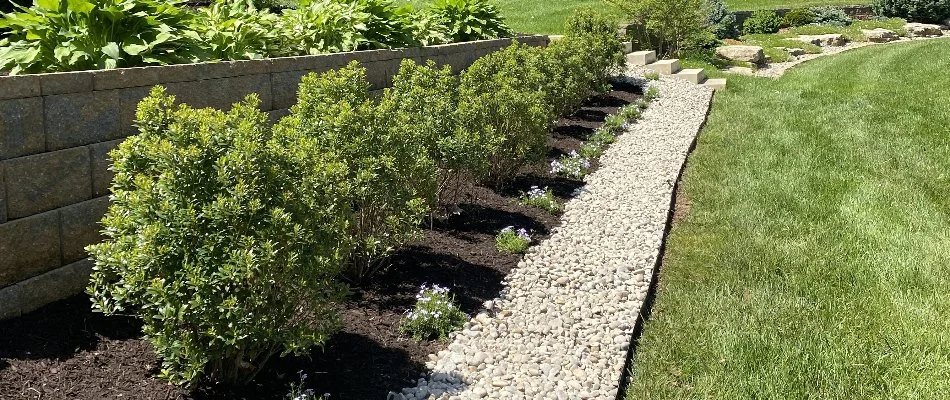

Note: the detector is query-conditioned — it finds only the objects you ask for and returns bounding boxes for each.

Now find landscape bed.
[0,80,643,399]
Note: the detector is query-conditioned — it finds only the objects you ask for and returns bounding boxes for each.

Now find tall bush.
[0,0,199,74]
[873,0,950,24]
[609,0,707,56]
[458,43,550,184]
[279,62,436,280]
[704,0,737,39]
[86,87,352,385]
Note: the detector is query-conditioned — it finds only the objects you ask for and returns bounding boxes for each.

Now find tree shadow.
[431,203,548,239]
[501,174,586,199]
[552,124,596,141]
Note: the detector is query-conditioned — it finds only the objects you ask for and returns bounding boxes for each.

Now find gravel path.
[389,70,713,400]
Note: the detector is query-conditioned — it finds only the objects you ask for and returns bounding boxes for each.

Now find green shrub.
[495,226,531,253]
[426,0,512,43]
[873,0,950,24]
[87,87,352,386]
[704,0,737,39]
[742,10,782,34]
[810,6,853,26]
[280,62,436,280]
[609,0,707,56]
[458,43,551,184]
[783,8,816,27]
[564,9,625,91]
[400,284,467,340]
[0,0,199,74]
[192,0,279,60]
[520,186,561,213]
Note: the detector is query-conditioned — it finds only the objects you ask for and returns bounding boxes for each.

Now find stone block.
[16,258,94,317]
[267,55,334,74]
[271,70,310,110]
[4,147,92,218]
[0,283,24,320]
[165,74,272,111]
[0,163,5,224]
[194,59,271,80]
[45,90,122,150]
[93,64,198,91]
[0,210,61,287]
[40,71,95,95]
[117,86,152,136]
[90,139,124,197]
[0,75,41,100]
[60,196,110,263]
[363,58,401,90]
[0,96,45,160]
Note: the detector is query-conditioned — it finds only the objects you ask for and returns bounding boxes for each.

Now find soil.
[0,81,643,400]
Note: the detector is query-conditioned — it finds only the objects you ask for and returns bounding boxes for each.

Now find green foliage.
[280,62,436,281]
[810,6,853,26]
[0,0,199,74]
[550,150,591,178]
[495,226,531,253]
[704,0,737,39]
[742,10,782,34]
[351,0,422,48]
[873,0,950,24]
[400,284,467,340]
[644,71,660,80]
[563,9,626,90]
[87,87,351,386]
[782,8,816,27]
[275,0,369,54]
[520,186,561,213]
[609,0,707,56]
[645,86,660,102]
[192,0,279,60]
[426,0,512,42]
[458,43,551,184]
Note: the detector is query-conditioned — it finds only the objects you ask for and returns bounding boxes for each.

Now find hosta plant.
[0,0,199,74]
[87,87,352,386]
[400,284,468,340]
[426,0,512,43]
[276,0,368,55]
[191,0,279,60]
[279,62,436,281]
[520,186,561,214]
[550,150,592,179]
[495,226,531,254]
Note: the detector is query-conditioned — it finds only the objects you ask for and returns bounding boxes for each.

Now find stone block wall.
[0,35,549,320]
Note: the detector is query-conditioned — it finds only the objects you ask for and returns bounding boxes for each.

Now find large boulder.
[796,34,848,46]
[715,45,765,63]
[862,28,899,43]
[905,23,944,37]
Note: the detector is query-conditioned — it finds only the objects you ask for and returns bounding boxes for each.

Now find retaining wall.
[0,35,549,320]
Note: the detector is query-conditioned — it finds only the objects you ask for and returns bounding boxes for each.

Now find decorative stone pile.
[388,69,714,400]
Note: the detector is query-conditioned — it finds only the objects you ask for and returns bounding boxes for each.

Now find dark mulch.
[0,81,643,400]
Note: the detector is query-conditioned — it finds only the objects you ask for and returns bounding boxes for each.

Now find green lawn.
[728,0,869,11]
[400,0,872,34]
[627,39,950,399]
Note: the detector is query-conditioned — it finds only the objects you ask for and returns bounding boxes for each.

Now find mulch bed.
[0,81,643,400]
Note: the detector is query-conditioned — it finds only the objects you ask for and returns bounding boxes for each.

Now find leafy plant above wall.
[0,0,200,74]
[191,0,280,60]
[427,0,513,43]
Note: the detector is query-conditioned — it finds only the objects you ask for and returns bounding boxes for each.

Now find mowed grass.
[400,0,871,34]
[627,39,950,399]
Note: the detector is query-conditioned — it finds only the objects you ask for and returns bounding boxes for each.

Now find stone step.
[646,59,680,75]
[673,68,706,84]
[627,50,657,66]
[702,78,727,90]
[622,41,634,54]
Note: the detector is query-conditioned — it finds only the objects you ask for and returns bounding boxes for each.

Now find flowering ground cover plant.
[520,186,561,214]
[400,284,468,340]
[551,150,593,179]
[495,226,532,254]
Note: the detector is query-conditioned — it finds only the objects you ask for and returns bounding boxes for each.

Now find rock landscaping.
[715,45,766,63]
[796,33,848,46]
[905,22,945,37]
[861,28,899,42]
[391,69,713,400]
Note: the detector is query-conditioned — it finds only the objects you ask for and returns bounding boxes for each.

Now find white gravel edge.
[387,71,713,400]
